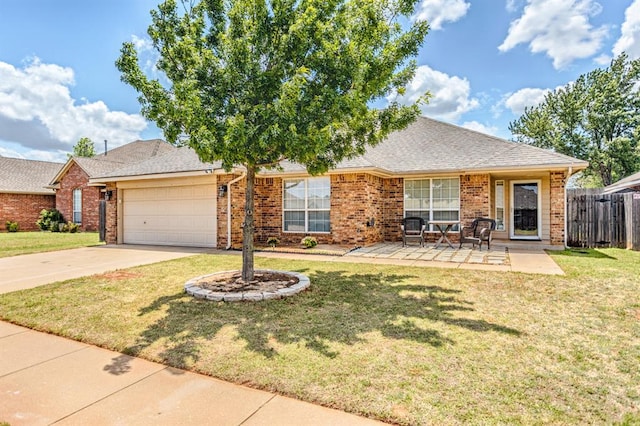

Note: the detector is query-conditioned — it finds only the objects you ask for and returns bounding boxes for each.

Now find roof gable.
[50,139,176,185]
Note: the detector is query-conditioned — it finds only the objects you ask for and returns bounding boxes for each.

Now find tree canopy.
[509,53,640,187]
[69,137,96,158]
[117,0,429,281]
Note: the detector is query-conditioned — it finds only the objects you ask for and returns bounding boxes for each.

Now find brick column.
[459,174,490,226]
[550,171,567,245]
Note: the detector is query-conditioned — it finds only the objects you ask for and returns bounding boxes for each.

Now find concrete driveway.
[0,245,208,294]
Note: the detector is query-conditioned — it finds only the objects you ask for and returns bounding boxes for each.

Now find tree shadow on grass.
[111,270,522,371]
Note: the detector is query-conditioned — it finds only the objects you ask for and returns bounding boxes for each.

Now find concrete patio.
[256,241,565,275]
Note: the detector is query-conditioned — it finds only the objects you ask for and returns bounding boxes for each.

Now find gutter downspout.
[564,165,573,249]
[226,172,246,250]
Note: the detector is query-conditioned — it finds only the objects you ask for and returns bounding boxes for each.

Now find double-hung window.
[283,177,330,233]
[72,188,82,224]
[404,178,460,231]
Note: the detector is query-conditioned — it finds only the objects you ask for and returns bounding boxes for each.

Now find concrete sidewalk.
[0,321,385,425]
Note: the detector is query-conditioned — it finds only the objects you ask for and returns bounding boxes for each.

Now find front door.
[510,180,541,240]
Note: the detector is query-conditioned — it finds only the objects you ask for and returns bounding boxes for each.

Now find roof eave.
[89,169,216,184]
[0,189,56,195]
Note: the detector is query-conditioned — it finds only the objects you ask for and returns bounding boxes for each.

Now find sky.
[1,0,639,163]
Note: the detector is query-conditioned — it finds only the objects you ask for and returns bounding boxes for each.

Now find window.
[495,180,505,231]
[72,188,82,224]
[283,177,330,233]
[404,178,460,231]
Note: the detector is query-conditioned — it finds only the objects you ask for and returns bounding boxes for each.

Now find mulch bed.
[195,271,299,293]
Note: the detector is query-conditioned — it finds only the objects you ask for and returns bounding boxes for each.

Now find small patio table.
[429,220,460,249]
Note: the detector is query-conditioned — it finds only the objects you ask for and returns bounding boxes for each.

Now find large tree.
[69,137,96,158]
[509,53,640,187]
[117,0,429,281]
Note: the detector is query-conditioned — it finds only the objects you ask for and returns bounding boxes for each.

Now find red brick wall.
[219,172,388,249]
[550,171,566,245]
[382,178,404,242]
[104,183,117,244]
[56,163,102,231]
[0,193,55,231]
[459,174,490,227]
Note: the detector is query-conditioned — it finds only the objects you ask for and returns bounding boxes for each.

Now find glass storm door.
[510,181,541,240]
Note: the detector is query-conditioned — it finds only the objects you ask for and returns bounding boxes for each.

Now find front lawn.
[0,231,102,258]
[0,249,638,425]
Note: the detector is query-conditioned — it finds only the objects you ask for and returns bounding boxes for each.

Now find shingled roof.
[91,116,588,181]
[265,116,588,175]
[0,156,62,195]
[93,146,218,179]
[50,139,176,186]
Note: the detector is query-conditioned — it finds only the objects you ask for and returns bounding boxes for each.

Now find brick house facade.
[211,170,567,249]
[94,118,587,249]
[54,162,102,231]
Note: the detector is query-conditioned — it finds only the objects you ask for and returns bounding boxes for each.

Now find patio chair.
[401,217,426,247]
[459,217,496,250]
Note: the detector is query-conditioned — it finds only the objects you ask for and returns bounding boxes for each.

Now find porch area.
[346,242,508,265]
[255,239,565,275]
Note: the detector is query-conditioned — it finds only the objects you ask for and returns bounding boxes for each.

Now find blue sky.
[1,0,639,163]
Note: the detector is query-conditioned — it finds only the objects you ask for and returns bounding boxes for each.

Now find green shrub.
[301,236,318,248]
[36,208,64,231]
[267,236,280,247]
[5,220,19,232]
[67,221,79,233]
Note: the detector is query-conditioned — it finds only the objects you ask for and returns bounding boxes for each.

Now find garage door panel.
[123,185,216,247]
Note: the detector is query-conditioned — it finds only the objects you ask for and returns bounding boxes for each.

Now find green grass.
[0,249,639,425]
[0,231,102,258]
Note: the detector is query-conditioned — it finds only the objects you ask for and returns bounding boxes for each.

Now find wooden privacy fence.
[567,189,640,250]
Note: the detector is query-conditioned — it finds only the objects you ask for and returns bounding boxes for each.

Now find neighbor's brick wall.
[0,192,55,231]
[550,171,566,245]
[459,174,490,227]
[56,163,102,231]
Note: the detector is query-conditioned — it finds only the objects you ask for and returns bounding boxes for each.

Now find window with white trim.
[495,180,505,231]
[72,188,82,224]
[404,178,460,231]
[283,177,330,233]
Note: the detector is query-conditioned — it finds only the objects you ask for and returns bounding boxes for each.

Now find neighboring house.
[602,171,640,194]
[90,117,589,249]
[48,140,175,231]
[0,156,62,231]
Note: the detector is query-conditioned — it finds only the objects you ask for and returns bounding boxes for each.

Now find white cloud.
[504,87,550,115]
[413,0,470,30]
[461,121,500,136]
[498,0,609,69]
[506,0,523,13]
[0,58,147,161]
[389,65,479,122]
[594,54,612,65]
[613,0,640,60]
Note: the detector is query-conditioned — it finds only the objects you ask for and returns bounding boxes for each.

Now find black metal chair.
[459,218,496,250]
[401,217,426,247]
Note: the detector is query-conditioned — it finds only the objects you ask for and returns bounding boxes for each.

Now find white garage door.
[123,184,216,247]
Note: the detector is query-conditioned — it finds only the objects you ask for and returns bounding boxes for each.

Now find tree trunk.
[241,165,256,282]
